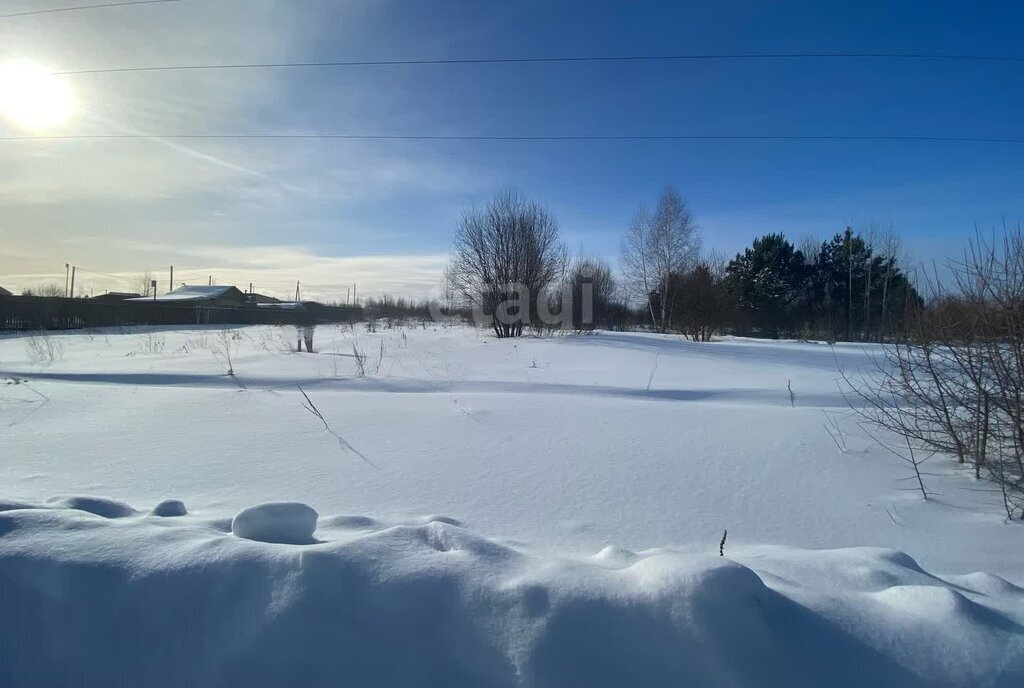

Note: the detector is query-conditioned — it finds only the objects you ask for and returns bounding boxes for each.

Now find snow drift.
[0,498,1021,688]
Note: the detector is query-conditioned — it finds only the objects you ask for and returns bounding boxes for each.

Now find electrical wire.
[0,0,179,19]
[2,133,1022,144]
[52,51,1024,75]
[72,267,140,282]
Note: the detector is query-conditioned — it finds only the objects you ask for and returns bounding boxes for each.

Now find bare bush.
[350,338,386,378]
[351,342,367,377]
[255,326,295,355]
[212,328,239,376]
[845,227,1024,517]
[564,257,621,331]
[137,332,166,355]
[673,255,731,342]
[25,332,64,363]
[183,334,210,352]
[847,368,937,500]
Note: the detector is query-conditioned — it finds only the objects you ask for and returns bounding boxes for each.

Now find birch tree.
[621,185,700,332]
[621,206,658,328]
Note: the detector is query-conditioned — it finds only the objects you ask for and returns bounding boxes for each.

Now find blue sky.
[1,0,1022,299]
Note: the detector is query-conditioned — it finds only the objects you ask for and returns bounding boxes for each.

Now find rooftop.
[127,285,241,302]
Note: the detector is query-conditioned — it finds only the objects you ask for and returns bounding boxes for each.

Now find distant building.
[92,291,142,303]
[127,285,248,307]
[0,286,11,297]
[245,292,280,305]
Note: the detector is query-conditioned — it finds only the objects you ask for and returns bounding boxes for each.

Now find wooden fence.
[0,296,363,332]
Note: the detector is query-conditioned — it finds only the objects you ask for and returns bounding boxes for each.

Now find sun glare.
[0,60,75,131]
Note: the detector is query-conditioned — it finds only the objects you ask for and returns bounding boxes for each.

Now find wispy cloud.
[0,1,484,299]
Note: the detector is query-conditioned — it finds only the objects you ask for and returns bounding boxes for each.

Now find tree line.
[444,185,921,341]
[443,187,1024,516]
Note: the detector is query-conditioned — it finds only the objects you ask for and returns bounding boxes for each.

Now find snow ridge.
[0,498,1021,688]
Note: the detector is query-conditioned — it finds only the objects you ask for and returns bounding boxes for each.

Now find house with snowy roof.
[92,291,142,302]
[128,285,248,307]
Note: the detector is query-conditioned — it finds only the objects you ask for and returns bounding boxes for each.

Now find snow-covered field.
[1,324,1022,687]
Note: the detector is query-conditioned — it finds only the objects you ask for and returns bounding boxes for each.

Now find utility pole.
[208,275,212,286]
[353,282,357,305]
[169,266,173,293]
[295,280,301,301]
[64,263,70,297]
[346,287,350,304]
[69,266,76,298]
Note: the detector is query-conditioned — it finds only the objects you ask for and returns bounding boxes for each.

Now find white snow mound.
[0,499,1021,688]
[231,501,319,544]
[47,495,136,518]
[151,499,187,517]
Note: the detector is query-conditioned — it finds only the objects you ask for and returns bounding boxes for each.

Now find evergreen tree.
[725,229,920,340]
[726,233,806,336]
[812,229,918,340]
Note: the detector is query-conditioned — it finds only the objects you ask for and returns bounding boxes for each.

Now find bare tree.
[23,283,64,297]
[446,188,567,338]
[621,206,658,328]
[620,185,700,332]
[797,235,821,265]
[133,271,155,297]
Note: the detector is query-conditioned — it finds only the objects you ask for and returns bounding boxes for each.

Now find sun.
[0,60,75,131]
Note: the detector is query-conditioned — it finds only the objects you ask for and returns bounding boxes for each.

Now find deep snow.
[1,324,1022,686]
[0,497,1021,688]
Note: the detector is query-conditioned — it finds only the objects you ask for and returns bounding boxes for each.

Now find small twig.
[21,380,49,404]
[821,411,850,453]
[822,423,847,454]
[884,504,898,524]
[646,352,660,392]
[297,384,378,469]
[719,529,728,557]
[5,380,51,428]
[823,425,843,452]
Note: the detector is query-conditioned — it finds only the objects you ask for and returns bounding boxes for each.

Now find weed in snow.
[25,333,63,364]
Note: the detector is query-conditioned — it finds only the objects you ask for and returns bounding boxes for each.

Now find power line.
[52,51,1024,75]
[73,267,140,282]
[2,133,1023,144]
[0,0,180,19]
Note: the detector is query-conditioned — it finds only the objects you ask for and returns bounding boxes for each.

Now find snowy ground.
[1,324,1022,686]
